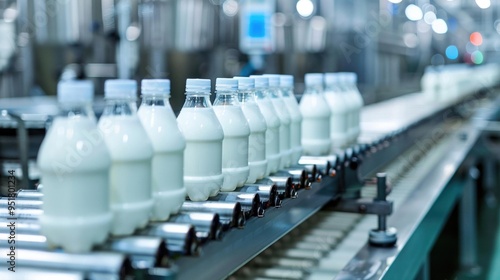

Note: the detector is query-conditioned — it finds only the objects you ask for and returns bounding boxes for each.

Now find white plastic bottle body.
[98,115,154,236]
[255,99,281,174]
[340,88,356,145]
[138,105,186,221]
[240,102,267,183]
[324,90,350,149]
[38,117,112,253]
[177,107,224,201]
[283,94,302,164]
[213,105,250,191]
[350,87,364,142]
[271,97,292,169]
[299,94,331,156]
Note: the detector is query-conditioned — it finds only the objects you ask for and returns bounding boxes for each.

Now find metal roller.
[0,198,42,209]
[0,208,42,220]
[0,249,133,279]
[103,236,170,270]
[256,177,296,199]
[0,220,41,234]
[210,192,264,218]
[0,268,85,280]
[141,223,200,257]
[14,189,43,200]
[275,169,310,190]
[0,233,169,271]
[168,212,223,242]
[181,201,245,229]
[298,156,334,177]
[238,184,281,208]
[291,163,319,183]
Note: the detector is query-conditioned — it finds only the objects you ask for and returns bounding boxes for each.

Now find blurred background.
[0,0,498,112]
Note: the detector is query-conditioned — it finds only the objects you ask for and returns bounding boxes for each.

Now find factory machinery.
[1,68,500,280]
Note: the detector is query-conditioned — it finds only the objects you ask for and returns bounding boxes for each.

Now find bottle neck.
[102,98,138,116]
[59,102,93,119]
[325,84,342,94]
[254,87,268,100]
[267,87,280,99]
[304,85,323,95]
[141,95,170,107]
[237,89,256,104]
[281,87,292,97]
[183,94,212,108]
[214,91,239,106]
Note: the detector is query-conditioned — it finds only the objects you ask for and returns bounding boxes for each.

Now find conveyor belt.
[231,119,466,279]
[1,88,497,279]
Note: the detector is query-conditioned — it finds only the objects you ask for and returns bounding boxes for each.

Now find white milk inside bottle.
[264,74,292,169]
[213,78,250,191]
[98,79,154,236]
[38,80,112,252]
[279,75,302,164]
[346,73,363,143]
[299,73,331,156]
[336,73,356,145]
[234,77,267,183]
[177,79,224,201]
[324,73,350,149]
[250,75,281,175]
[138,79,186,221]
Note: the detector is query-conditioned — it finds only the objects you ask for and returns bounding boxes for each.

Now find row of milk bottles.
[36,74,303,253]
[37,79,186,252]
[179,75,303,201]
[422,64,500,103]
[299,72,364,156]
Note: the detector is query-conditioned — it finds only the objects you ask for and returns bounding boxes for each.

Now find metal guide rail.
[0,89,496,279]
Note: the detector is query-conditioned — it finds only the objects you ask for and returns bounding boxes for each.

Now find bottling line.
[1,1,500,280]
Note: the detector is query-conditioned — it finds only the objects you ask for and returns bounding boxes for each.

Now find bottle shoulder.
[255,99,280,127]
[240,103,268,132]
[37,118,111,171]
[213,106,250,136]
[98,116,153,159]
[138,107,186,151]
[177,107,224,140]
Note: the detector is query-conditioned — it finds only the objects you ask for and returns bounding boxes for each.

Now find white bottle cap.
[279,75,294,87]
[324,73,339,86]
[57,80,94,103]
[305,73,323,87]
[263,74,280,87]
[250,75,269,88]
[141,79,170,96]
[233,77,255,90]
[215,78,238,91]
[185,78,211,94]
[104,79,137,99]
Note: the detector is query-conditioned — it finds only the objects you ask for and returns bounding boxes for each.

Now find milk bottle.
[250,75,281,174]
[336,73,356,144]
[234,77,267,183]
[38,80,112,252]
[177,79,224,200]
[213,78,250,191]
[137,79,187,221]
[98,79,154,236]
[263,74,292,168]
[324,73,350,149]
[299,73,331,156]
[279,75,302,164]
[345,73,364,143]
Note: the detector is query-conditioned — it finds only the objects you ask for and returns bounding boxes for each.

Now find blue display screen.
[248,13,266,38]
